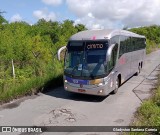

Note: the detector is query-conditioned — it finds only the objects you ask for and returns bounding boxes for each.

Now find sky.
[1,0,160,29]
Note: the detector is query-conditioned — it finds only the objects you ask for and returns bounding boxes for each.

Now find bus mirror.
[107,44,115,61]
[57,46,66,61]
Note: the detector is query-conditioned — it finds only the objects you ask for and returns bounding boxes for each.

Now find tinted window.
[126,37,132,52]
[119,36,127,57]
[108,44,118,71]
[67,41,84,52]
[132,37,146,51]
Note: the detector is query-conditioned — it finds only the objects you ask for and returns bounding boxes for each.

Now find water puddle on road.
[0,95,39,111]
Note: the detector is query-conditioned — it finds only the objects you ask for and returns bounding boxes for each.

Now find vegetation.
[127,25,160,134]
[0,12,160,104]
[129,25,160,53]
[0,14,86,104]
[126,74,160,135]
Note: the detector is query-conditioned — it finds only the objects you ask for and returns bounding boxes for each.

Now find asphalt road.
[0,50,160,135]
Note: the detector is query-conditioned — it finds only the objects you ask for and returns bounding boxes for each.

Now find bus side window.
[108,44,118,71]
[132,38,136,51]
[126,37,132,52]
[119,36,127,57]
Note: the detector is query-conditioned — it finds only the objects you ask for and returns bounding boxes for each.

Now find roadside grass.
[126,74,160,135]
[0,73,63,104]
[146,40,160,54]
[0,65,63,104]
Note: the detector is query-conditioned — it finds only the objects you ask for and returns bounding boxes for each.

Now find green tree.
[75,24,87,32]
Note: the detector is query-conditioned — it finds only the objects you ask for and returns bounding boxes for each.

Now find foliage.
[126,75,160,135]
[1,13,160,103]
[0,16,86,103]
[129,25,160,53]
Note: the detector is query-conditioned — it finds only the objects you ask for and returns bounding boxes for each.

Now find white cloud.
[66,0,93,17]
[66,0,160,29]
[74,15,117,30]
[123,0,160,27]
[33,9,56,21]
[10,14,23,22]
[42,0,63,6]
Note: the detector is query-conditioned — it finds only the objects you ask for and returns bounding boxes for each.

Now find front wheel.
[112,78,119,94]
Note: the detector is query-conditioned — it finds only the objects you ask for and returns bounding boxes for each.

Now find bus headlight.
[64,80,68,83]
[89,79,103,85]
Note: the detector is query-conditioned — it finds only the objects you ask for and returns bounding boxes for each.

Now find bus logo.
[73,79,78,84]
[80,84,83,88]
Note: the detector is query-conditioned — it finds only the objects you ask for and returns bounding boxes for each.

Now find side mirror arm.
[107,44,115,61]
[57,46,66,61]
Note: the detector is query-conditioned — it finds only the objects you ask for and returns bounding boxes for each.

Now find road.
[0,50,160,135]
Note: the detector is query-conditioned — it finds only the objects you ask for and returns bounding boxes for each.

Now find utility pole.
[12,59,15,79]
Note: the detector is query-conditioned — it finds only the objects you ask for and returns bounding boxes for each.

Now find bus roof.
[69,29,145,40]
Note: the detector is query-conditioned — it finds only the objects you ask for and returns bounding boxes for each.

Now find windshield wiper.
[71,64,79,75]
[90,74,95,79]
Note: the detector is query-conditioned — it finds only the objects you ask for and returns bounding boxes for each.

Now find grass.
[146,40,160,54]
[0,59,64,104]
[0,71,63,104]
[0,74,63,104]
[126,74,160,135]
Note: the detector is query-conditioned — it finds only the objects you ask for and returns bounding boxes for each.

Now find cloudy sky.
[1,0,160,29]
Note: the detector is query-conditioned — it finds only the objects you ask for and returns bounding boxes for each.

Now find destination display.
[68,41,108,51]
[86,41,108,50]
[87,43,103,49]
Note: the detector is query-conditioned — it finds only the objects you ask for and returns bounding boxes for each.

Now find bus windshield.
[64,41,109,79]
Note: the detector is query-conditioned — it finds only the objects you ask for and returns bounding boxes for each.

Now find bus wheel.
[112,78,119,94]
[135,65,141,76]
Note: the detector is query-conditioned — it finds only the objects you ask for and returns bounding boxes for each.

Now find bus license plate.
[78,89,86,93]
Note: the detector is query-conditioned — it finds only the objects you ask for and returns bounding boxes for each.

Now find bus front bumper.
[64,83,111,96]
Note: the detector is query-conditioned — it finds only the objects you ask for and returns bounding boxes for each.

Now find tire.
[135,65,141,76]
[112,78,119,94]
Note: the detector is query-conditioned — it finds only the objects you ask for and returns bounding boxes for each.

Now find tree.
[75,24,87,32]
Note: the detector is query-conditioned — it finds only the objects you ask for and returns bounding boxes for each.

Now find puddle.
[0,95,39,111]
[2,102,20,109]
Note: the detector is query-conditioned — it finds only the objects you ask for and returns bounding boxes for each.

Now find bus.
[57,29,146,96]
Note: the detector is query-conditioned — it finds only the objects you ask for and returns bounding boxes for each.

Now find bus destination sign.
[87,44,103,49]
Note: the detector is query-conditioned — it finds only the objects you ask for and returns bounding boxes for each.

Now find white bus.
[58,29,146,96]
